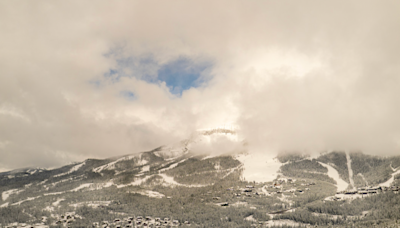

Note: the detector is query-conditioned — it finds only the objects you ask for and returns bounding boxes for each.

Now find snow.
[26,169,37,175]
[43,206,54,211]
[139,165,150,173]
[103,181,114,188]
[231,201,248,207]
[87,201,111,207]
[235,153,282,183]
[261,186,272,196]
[11,196,40,206]
[44,191,65,196]
[93,160,119,173]
[51,175,84,186]
[284,188,297,193]
[380,163,400,187]
[130,190,165,198]
[158,158,189,173]
[1,188,24,201]
[380,168,400,187]
[52,198,65,206]
[158,174,209,187]
[93,156,134,173]
[357,173,368,186]
[70,183,92,192]
[30,225,48,228]
[158,173,182,186]
[69,201,111,208]
[390,163,398,171]
[277,194,294,205]
[39,179,48,185]
[25,168,44,175]
[265,219,309,227]
[325,193,363,201]
[137,158,148,166]
[222,164,243,179]
[54,162,85,177]
[318,162,348,191]
[214,161,221,170]
[201,155,219,160]
[346,151,355,190]
[59,181,115,192]
[93,155,147,173]
[245,215,256,222]
[141,190,165,198]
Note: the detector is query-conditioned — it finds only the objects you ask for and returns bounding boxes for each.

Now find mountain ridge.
[1,133,400,227]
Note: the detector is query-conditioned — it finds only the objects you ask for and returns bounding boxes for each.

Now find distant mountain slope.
[2,133,400,227]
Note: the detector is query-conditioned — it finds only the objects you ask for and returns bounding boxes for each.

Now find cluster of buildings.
[338,185,399,195]
[326,185,400,202]
[231,185,259,198]
[1,215,62,228]
[94,216,190,228]
[1,214,191,228]
[55,212,81,226]
[1,223,48,228]
[221,180,315,202]
[1,214,77,228]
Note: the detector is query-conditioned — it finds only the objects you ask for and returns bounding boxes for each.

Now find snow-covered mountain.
[1,130,400,227]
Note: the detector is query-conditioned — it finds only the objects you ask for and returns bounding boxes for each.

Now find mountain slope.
[1,133,400,227]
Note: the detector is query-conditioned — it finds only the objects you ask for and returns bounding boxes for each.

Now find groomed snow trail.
[357,173,368,186]
[318,162,348,191]
[380,166,400,187]
[346,151,355,190]
[235,153,282,183]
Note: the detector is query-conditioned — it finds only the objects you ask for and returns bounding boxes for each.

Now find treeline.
[166,156,240,178]
[302,191,400,226]
[274,208,345,225]
[307,200,369,216]
[281,160,328,173]
[390,156,400,170]
[280,160,336,184]
[350,152,392,186]
[276,151,308,163]
[0,207,31,224]
[292,192,334,208]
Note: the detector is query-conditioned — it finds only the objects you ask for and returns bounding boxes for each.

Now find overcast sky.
[1,1,400,171]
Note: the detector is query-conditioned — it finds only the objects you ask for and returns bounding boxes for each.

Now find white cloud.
[0,0,399,170]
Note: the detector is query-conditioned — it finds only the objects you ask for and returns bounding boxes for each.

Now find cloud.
[0,0,400,170]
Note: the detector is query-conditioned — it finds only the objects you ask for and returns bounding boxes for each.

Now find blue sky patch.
[103,50,213,96]
[157,57,213,95]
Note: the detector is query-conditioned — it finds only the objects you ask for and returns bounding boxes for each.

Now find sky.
[1,0,400,171]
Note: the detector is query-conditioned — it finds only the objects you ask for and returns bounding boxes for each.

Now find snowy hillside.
[1,134,400,227]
